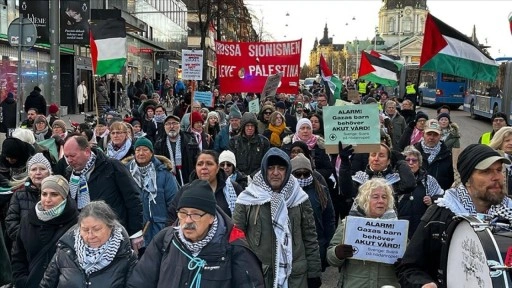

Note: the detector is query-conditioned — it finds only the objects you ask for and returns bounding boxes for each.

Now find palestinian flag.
[509,12,512,35]
[420,13,498,82]
[319,54,343,105]
[370,50,404,70]
[90,18,127,76]
[358,51,398,86]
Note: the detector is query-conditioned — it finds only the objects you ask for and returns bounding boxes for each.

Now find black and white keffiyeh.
[176,216,218,257]
[223,179,237,214]
[106,139,132,160]
[296,175,313,188]
[237,171,308,288]
[420,139,441,164]
[129,160,158,215]
[74,226,124,275]
[352,170,400,186]
[69,152,97,209]
[166,135,182,169]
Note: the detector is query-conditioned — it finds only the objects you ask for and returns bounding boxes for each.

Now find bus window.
[441,73,465,82]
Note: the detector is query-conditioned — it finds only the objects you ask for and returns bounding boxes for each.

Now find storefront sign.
[343,216,409,264]
[182,49,203,80]
[21,0,49,43]
[60,0,90,44]
[215,40,301,94]
[194,91,213,108]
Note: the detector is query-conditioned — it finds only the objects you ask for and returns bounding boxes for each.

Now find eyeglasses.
[293,171,311,178]
[110,131,126,135]
[405,158,419,163]
[165,122,180,127]
[264,111,272,115]
[177,211,207,221]
[220,162,233,168]
[493,118,505,122]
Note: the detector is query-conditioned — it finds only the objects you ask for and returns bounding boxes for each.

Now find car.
[303,77,317,90]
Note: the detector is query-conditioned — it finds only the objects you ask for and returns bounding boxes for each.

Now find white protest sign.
[248,99,260,114]
[343,216,408,264]
[182,50,203,80]
[261,72,283,98]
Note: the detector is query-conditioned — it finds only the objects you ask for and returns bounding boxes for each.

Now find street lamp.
[397,3,403,59]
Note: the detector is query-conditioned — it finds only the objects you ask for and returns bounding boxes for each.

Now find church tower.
[378,0,428,57]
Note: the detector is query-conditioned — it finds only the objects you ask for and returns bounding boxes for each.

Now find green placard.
[323,104,380,145]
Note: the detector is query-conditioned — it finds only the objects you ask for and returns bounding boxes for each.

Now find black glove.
[394,258,402,270]
[338,141,354,162]
[307,277,322,288]
[334,244,354,259]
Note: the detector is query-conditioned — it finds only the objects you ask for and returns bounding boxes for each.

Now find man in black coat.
[60,135,144,251]
[24,86,47,116]
[0,92,16,134]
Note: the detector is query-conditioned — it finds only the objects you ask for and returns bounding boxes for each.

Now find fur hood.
[122,154,175,173]
[282,134,325,149]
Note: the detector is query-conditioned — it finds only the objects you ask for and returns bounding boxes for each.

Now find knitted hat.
[34,115,47,125]
[229,104,242,119]
[261,104,275,114]
[492,112,509,126]
[437,112,451,123]
[424,119,441,134]
[191,111,203,124]
[276,101,286,110]
[290,141,311,159]
[27,153,52,173]
[241,112,258,130]
[458,144,511,184]
[130,119,141,127]
[291,153,312,172]
[52,119,66,131]
[219,150,236,167]
[2,138,26,160]
[34,86,41,92]
[41,175,69,199]
[134,137,153,153]
[296,118,312,133]
[207,111,219,121]
[48,104,59,114]
[415,111,429,122]
[177,180,217,216]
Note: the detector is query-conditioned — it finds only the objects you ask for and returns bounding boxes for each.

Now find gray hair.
[78,201,121,229]
[402,145,423,167]
[355,178,395,216]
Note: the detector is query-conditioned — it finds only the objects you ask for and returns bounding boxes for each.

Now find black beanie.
[415,111,429,122]
[437,112,451,123]
[177,180,217,216]
[457,144,510,184]
[267,155,289,167]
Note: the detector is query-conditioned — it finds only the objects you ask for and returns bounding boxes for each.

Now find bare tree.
[248,8,273,41]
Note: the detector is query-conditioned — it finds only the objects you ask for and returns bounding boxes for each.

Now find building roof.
[383,0,427,9]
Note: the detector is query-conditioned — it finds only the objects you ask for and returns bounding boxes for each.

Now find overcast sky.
[246,0,512,64]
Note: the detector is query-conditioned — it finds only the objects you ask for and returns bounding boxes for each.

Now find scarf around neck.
[34,127,49,141]
[166,134,182,169]
[297,175,314,188]
[75,226,124,275]
[129,161,158,215]
[176,216,219,257]
[292,133,318,150]
[237,172,308,288]
[268,123,286,147]
[35,199,67,221]
[69,152,97,209]
[223,178,237,214]
[153,114,166,124]
[410,128,423,146]
[420,139,441,164]
[107,138,132,160]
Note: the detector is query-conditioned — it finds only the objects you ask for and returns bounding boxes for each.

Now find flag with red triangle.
[370,50,404,70]
[90,18,127,76]
[420,13,498,82]
[319,54,343,105]
[358,51,398,86]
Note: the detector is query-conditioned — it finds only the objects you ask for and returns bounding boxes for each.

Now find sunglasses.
[293,171,311,178]
[264,111,272,115]
[405,158,418,163]
[220,162,233,168]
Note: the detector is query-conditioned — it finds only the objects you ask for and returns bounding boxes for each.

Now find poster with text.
[60,0,90,44]
[194,91,213,107]
[215,40,301,94]
[20,0,49,43]
[182,50,203,80]
[323,104,380,145]
[343,216,409,264]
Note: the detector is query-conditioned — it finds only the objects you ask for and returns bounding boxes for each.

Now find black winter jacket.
[229,134,270,176]
[24,90,47,116]
[5,181,40,241]
[413,142,454,190]
[154,131,200,187]
[11,199,78,287]
[56,149,143,236]
[0,97,16,133]
[127,208,264,288]
[40,224,137,288]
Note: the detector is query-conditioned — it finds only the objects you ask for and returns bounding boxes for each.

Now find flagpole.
[93,76,99,126]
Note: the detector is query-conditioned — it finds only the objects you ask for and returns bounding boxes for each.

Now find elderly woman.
[263,111,292,148]
[327,178,400,287]
[169,150,243,222]
[489,126,512,195]
[437,113,460,151]
[5,153,52,242]
[106,121,134,161]
[399,146,444,238]
[11,175,78,287]
[282,118,333,185]
[398,111,428,151]
[40,201,137,287]
[338,143,416,220]
[219,150,248,189]
[33,115,53,142]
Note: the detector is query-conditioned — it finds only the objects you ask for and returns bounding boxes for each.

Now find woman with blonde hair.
[489,126,512,195]
[262,111,291,147]
[106,121,134,161]
[327,178,400,287]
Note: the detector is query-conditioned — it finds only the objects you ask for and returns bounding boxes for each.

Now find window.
[403,16,412,32]
[419,17,424,33]
[441,74,466,83]
[388,17,395,33]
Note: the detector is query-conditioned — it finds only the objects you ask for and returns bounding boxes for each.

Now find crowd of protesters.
[0,77,511,288]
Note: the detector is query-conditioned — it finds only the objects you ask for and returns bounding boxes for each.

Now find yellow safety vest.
[480,132,492,145]
[358,82,367,94]
[406,84,416,95]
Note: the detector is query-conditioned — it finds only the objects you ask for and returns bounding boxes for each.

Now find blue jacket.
[214,124,231,153]
[123,155,179,245]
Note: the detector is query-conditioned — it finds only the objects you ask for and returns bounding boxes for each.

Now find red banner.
[215,39,302,94]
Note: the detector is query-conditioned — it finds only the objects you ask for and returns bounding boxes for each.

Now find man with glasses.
[154,115,199,186]
[479,112,509,145]
[384,97,406,149]
[128,179,264,287]
[234,148,322,288]
[315,94,328,113]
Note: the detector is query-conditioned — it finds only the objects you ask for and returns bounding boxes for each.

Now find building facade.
[308,24,345,77]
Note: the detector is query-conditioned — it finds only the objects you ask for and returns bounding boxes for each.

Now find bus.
[464,61,512,120]
[398,64,467,109]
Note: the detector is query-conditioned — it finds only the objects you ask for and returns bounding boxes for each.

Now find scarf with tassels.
[268,123,286,147]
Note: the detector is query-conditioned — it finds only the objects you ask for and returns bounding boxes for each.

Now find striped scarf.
[177,216,219,257]
[74,226,124,275]
[35,199,67,221]
[223,179,237,214]
[166,135,182,169]
[69,153,97,209]
[106,139,132,160]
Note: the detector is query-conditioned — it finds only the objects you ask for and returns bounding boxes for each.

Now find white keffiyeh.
[223,178,237,214]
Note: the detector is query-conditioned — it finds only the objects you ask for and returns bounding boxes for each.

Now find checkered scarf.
[420,139,441,164]
[176,216,218,257]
